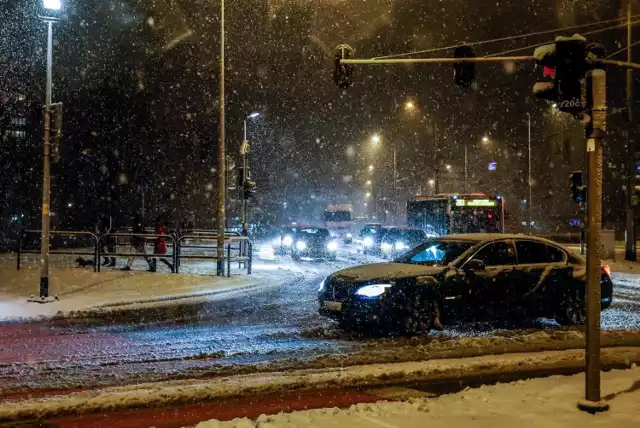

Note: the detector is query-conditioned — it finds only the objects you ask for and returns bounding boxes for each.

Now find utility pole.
[393,147,397,221]
[579,69,609,413]
[432,120,439,195]
[464,143,468,194]
[216,0,226,276]
[527,112,532,229]
[241,120,249,236]
[625,0,637,261]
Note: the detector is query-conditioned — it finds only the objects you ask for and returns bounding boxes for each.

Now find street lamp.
[405,101,415,111]
[366,180,372,185]
[240,112,260,236]
[446,164,452,171]
[36,0,62,302]
[482,136,489,143]
[371,134,381,145]
[368,164,374,172]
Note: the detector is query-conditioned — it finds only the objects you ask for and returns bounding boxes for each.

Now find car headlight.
[395,241,406,250]
[283,235,293,246]
[318,278,327,292]
[296,241,307,251]
[346,233,352,239]
[272,237,281,246]
[327,241,339,251]
[355,283,393,297]
[363,236,374,247]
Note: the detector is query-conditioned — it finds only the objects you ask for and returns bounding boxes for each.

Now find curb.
[1,347,639,422]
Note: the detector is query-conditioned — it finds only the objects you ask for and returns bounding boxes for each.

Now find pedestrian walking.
[98,215,116,267]
[121,213,153,271]
[150,214,174,272]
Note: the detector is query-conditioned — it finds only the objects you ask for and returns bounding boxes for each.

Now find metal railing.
[17,230,100,272]
[176,234,252,276]
[16,229,252,276]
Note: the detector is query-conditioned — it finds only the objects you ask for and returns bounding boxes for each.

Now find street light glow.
[248,112,260,119]
[446,164,452,170]
[482,136,489,143]
[428,179,435,185]
[371,134,381,145]
[43,0,61,10]
[366,180,372,185]
[405,101,415,111]
[551,103,558,109]
[365,192,371,198]
[368,165,374,171]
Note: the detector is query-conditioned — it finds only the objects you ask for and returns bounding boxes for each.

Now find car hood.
[331,263,445,282]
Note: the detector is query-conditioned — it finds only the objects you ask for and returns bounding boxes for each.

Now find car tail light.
[602,264,611,278]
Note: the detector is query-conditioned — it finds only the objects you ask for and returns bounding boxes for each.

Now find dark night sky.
[1,0,637,232]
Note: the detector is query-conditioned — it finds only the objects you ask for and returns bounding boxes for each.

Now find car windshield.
[395,240,475,266]
[296,228,330,241]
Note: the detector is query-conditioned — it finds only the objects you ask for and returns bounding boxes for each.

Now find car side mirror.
[464,259,485,272]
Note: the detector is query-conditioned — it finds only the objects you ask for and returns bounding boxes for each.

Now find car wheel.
[557,288,586,325]
[401,292,435,335]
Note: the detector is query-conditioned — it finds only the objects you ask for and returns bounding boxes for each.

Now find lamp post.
[240,112,260,236]
[216,0,225,276]
[37,0,61,301]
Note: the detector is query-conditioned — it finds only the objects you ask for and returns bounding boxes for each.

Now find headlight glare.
[296,241,307,251]
[355,283,393,297]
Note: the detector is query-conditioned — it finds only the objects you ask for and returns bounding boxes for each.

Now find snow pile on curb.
[197,364,640,428]
[1,347,640,422]
[0,260,301,322]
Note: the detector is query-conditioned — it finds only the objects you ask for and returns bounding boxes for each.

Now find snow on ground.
[0,255,301,322]
[197,364,640,428]
[1,347,639,421]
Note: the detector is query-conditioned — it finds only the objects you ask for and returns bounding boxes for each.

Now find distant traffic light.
[570,171,586,203]
[243,179,257,200]
[453,44,475,88]
[333,44,355,90]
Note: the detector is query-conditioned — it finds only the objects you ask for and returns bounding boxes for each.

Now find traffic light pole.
[578,69,609,414]
[625,1,637,261]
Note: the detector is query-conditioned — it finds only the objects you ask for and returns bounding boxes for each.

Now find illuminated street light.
[247,112,260,119]
[368,165,374,172]
[365,192,371,198]
[366,180,372,185]
[482,136,489,143]
[428,179,435,186]
[67,202,72,208]
[43,0,61,10]
[405,101,415,111]
[551,103,558,109]
[371,134,381,145]
[446,164,452,170]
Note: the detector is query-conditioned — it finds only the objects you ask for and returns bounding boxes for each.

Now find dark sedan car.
[292,227,339,261]
[319,234,613,333]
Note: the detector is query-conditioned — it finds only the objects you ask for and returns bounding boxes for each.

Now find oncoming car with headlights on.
[318,234,613,334]
[380,227,427,259]
[292,227,340,261]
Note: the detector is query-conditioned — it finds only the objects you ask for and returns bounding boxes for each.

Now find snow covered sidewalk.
[0,257,301,322]
[198,364,640,428]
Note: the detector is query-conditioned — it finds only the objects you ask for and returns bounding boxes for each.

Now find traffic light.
[453,44,475,88]
[570,171,586,203]
[243,179,257,200]
[333,44,355,90]
[533,35,587,115]
[50,102,63,163]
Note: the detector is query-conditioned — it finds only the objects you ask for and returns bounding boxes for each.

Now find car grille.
[326,278,357,301]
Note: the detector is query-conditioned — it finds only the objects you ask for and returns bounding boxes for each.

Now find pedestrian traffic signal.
[333,44,355,90]
[570,171,586,203]
[453,44,475,88]
[533,35,587,115]
[243,180,257,200]
[237,167,251,188]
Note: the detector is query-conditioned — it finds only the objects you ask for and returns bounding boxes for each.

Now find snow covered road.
[1,252,640,394]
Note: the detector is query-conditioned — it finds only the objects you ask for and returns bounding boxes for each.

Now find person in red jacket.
[151,214,174,272]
